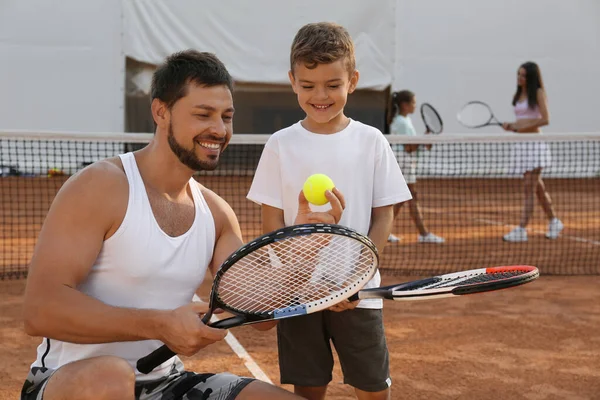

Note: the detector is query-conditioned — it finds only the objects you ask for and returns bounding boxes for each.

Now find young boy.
[247,22,411,400]
[387,90,444,244]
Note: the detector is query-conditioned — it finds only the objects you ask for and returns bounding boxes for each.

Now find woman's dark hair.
[512,61,544,109]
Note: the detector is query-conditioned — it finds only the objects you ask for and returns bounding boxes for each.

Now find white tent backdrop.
[0,0,125,132]
[123,0,395,90]
[1,0,598,133]
[393,0,600,134]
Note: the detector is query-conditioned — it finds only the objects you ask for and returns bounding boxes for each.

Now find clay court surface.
[2,176,599,277]
[2,276,600,400]
[1,174,599,399]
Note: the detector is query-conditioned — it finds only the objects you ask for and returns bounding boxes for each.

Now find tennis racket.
[420,103,443,134]
[348,265,538,302]
[457,101,503,129]
[137,223,378,374]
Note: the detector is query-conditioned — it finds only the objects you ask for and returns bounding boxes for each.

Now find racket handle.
[348,293,360,302]
[209,315,248,329]
[136,345,175,374]
[201,311,212,325]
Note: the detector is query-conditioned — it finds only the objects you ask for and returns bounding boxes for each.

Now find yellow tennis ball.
[303,174,335,206]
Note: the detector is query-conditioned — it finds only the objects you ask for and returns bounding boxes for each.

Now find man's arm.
[24,162,225,356]
[205,190,245,276]
[205,191,281,331]
[23,161,165,342]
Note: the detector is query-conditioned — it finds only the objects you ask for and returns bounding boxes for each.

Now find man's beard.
[167,122,221,171]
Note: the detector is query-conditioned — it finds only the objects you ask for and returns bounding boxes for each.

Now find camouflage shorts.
[21,361,255,400]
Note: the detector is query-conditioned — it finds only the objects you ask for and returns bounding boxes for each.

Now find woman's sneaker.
[418,233,445,244]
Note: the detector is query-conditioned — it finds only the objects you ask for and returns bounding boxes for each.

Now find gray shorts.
[21,361,254,400]
[277,308,391,392]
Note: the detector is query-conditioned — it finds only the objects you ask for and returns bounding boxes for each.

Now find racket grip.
[136,345,176,374]
[210,315,248,329]
[347,293,360,302]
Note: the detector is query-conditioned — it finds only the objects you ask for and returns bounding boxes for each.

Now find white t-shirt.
[247,119,412,309]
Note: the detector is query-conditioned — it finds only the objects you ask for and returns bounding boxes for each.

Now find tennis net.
[1,130,599,279]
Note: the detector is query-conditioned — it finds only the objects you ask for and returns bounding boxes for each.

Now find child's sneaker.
[388,234,401,243]
[503,226,528,242]
[546,218,564,239]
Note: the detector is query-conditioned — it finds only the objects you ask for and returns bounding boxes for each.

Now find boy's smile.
[289,59,359,134]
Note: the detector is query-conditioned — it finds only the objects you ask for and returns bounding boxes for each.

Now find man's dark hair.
[151,50,233,109]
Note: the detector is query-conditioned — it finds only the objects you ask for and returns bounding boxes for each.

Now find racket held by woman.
[457,101,504,129]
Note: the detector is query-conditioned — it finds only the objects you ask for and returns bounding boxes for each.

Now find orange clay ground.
[2,275,599,400]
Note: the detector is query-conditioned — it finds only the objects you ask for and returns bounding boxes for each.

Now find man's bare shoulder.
[52,157,129,221]
[64,157,127,196]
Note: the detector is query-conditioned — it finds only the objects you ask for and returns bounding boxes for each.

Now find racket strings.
[217,233,376,314]
[457,103,493,127]
[422,106,442,133]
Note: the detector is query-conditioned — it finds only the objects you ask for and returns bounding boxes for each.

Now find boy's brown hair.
[290,22,356,75]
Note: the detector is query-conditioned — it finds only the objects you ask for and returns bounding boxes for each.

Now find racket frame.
[137,223,378,374]
[457,100,503,129]
[420,103,444,134]
[350,265,538,301]
[207,223,379,328]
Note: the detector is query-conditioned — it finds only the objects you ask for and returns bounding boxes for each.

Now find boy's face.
[289,59,359,127]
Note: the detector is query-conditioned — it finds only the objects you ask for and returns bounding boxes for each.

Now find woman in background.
[502,61,563,242]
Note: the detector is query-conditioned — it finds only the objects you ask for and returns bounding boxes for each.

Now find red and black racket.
[349,265,538,301]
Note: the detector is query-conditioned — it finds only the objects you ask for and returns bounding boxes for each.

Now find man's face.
[166,83,234,171]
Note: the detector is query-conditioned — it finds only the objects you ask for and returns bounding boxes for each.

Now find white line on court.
[210,315,273,384]
[472,217,600,246]
[419,209,599,246]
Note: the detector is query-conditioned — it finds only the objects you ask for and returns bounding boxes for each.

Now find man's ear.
[151,98,169,129]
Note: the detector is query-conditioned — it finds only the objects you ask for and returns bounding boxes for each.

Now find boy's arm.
[262,204,286,234]
[367,205,394,255]
[329,205,393,312]
[253,191,346,329]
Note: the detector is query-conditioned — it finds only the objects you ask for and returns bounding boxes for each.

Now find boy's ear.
[348,70,360,94]
[288,70,298,94]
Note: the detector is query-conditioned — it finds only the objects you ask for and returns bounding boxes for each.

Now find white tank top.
[32,152,216,380]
